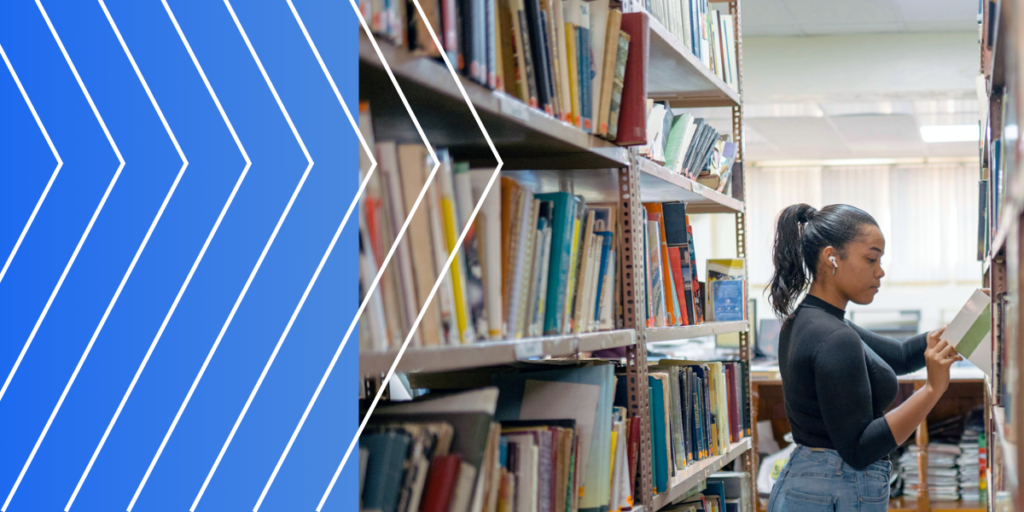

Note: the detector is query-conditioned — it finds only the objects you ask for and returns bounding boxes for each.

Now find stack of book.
[641,202,746,328]
[360,363,639,512]
[646,0,739,91]
[901,442,963,501]
[358,104,622,352]
[642,360,750,494]
[640,103,738,192]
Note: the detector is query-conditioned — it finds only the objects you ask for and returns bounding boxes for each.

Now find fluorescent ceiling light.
[920,124,979,142]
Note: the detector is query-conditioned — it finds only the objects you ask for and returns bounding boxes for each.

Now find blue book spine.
[649,376,669,493]
[536,192,576,334]
[361,432,411,512]
[593,232,613,323]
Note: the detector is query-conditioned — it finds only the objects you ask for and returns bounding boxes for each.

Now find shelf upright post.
[620,150,654,508]
[723,0,754,508]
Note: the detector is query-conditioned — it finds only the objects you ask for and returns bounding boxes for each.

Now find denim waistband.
[792,445,891,472]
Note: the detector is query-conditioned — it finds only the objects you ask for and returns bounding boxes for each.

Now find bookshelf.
[645,12,741,108]
[980,0,1022,510]
[357,0,751,508]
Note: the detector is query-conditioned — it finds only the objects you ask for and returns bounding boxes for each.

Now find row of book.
[358,360,751,512]
[647,0,738,92]
[361,0,636,140]
[358,103,624,351]
[646,360,750,494]
[662,472,751,512]
[359,362,636,512]
[500,178,621,339]
[641,102,738,190]
[642,201,746,329]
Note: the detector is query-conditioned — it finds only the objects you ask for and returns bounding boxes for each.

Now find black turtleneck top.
[778,295,928,470]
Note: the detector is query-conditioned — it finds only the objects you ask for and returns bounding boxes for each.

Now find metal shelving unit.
[646,321,750,343]
[358,0,751,507]
[360,329,636,375]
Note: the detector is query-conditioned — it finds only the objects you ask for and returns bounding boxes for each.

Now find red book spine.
[419,455,462,512]
[627,415,640,499]
[614,13,648,146]
[668,248,690,326]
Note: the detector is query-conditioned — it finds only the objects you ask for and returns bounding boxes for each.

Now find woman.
[765,204,962,512]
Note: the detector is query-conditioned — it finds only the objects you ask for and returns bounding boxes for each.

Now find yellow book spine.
[563,218,581,333]
[442,196,470,343]
[565,23,579,127]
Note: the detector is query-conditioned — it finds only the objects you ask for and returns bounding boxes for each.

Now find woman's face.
[835,224,886,305]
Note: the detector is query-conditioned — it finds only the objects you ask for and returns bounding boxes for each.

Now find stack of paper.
[901,443,963,500]
[959,424,984,501]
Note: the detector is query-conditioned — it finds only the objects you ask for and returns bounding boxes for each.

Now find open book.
[942,288,992,379]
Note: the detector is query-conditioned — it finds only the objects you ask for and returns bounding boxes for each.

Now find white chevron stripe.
[63,0,254,508]
[250,0,461,507]
[126,0,318,509]
[188,1,379,508]
[0,44,63,286]
[0,0,127,415]
[0,1,192,508]
[317,0,504,506]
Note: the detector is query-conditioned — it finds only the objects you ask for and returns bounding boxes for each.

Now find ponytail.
[768,203,879,320]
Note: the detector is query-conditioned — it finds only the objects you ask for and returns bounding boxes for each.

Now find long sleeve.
[847,322,927,375]
[813,328,897,470]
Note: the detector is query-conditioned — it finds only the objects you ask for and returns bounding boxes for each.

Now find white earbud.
[829,256,838,275]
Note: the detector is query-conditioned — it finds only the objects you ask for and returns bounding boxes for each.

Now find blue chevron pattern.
[0,1,359,510]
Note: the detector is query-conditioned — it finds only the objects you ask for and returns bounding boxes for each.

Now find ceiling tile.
[829,114,922,144]
[742,24,807,36]
[738,0,796,26]
[801,22,906,35]
[893,0,978,24]
[903,20,978,31]
[780,0,901,26]
[747,117,849,149]
[924,141,981,157]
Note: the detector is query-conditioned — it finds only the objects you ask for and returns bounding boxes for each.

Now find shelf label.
[499,94,531,123]
[692,182,706,197]
[514,340,545,360]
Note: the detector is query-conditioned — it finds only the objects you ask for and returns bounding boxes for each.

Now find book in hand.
[942,288,992,378]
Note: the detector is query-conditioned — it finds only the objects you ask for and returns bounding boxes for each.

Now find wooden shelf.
[645,13,740,108]
[637,158,744,213]
[360,329,636,375]
[359,33,630,170]
[647,320,749,343]
[652,437,752,510]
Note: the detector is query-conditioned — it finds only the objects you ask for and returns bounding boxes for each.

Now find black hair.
[768,204,879,320]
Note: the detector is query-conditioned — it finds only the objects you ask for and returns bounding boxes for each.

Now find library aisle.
[354,0,1017,511]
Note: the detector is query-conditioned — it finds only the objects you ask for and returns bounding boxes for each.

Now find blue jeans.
[767,445,891,512]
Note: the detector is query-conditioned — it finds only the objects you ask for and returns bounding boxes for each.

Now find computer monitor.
[757,318,782,359]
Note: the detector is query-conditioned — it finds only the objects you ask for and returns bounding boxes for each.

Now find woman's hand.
[924,326,961,394]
